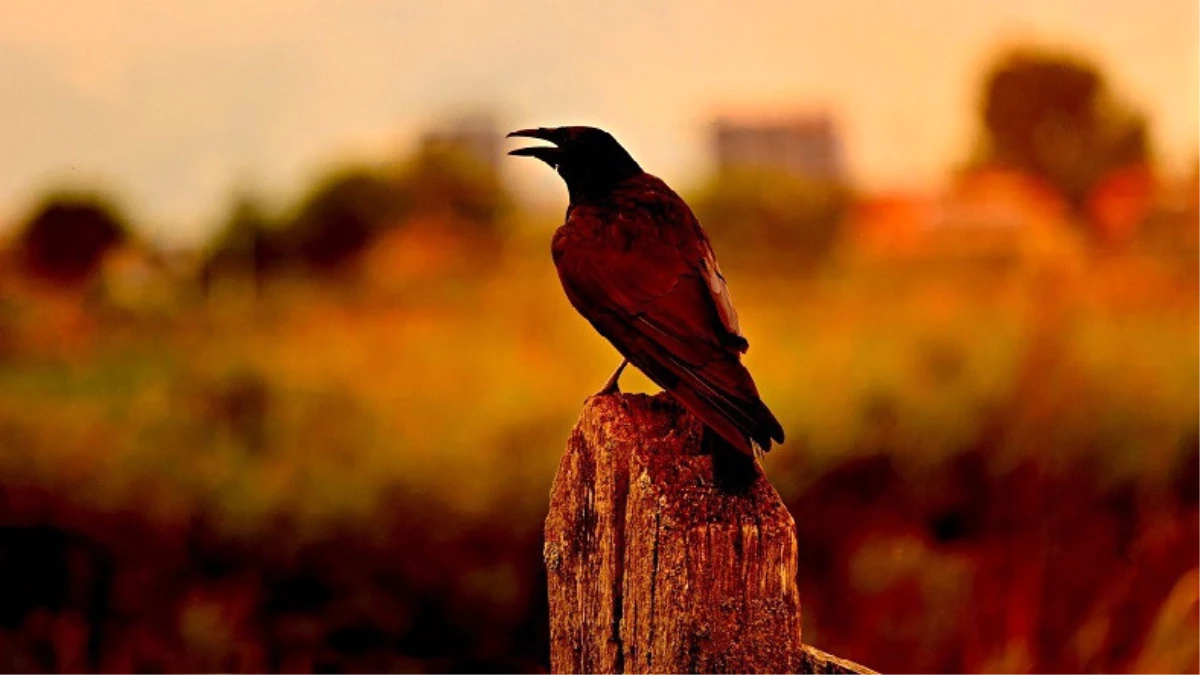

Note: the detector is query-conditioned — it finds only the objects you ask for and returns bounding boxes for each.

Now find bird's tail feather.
[680,359,783,450]
[627,348,783,456]
[703,428,760,493]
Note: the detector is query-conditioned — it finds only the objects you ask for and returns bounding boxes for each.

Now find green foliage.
[977,47,1151,208]
[16,191,130,284]
[692,168,851,267]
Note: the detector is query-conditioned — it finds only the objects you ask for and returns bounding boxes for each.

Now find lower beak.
[507,145,562,168]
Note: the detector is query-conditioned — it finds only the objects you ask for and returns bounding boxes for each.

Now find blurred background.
[0,1,1196,672]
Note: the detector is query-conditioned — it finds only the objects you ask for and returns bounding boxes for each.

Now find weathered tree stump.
[545,392,874,674]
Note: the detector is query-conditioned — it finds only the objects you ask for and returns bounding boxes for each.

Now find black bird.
[508,126,785,458]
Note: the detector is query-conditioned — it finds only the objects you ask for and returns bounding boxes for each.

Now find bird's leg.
[593,359,628,397]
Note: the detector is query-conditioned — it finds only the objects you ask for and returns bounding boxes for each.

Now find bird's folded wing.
[557,237,781,452]
[560,220,747,359]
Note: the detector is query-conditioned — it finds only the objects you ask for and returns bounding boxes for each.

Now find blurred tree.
[283,166,404,271]
[16,192,130,285]
[394,145,511,228]
[693,169,851,267]
[261,147,510,276]
[976,48,1151,212]
[204,192,287,283]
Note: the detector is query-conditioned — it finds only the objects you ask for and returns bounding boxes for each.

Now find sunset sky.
[1,0,1196,246]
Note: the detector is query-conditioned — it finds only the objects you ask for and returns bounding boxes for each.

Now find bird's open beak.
[506,128,564,168]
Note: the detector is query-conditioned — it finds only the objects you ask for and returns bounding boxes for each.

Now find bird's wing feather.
[690,235,748,353]
[554,194,782,453]
[556,217,730,364]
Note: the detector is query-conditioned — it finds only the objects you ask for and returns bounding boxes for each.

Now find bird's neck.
[565,169,644,206]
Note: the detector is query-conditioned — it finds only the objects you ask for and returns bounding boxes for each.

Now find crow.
[507,126,785,459]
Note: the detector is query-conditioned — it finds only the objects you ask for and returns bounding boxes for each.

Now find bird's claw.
[592,381,621,398]
[588,359,628,400]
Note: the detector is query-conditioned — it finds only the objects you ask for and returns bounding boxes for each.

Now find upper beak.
[506,127,564,167]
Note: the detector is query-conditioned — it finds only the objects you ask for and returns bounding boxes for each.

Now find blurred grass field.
[0,221,1195,671]
[3,232,1195,514]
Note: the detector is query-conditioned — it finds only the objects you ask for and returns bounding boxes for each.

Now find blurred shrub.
[203,193,289,282]
[692,168,851,267]
[283,166,405,271]
[974,47,1151,215]
[393,145,511,229]
[205,146,511,279]
[196,369,272,456]
[15,192,130,285]
[1132,567,1200,673]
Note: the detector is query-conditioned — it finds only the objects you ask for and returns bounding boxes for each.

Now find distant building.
[418,114,502,173]
[712,112,845,181]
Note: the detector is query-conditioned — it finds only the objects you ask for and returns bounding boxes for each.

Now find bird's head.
[507,126,642,203]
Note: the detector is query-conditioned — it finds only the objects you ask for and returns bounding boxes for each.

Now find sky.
[0,0,1196,247]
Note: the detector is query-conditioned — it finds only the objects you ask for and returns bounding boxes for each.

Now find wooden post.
[545,393,875,674]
